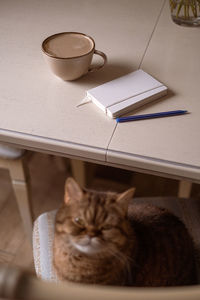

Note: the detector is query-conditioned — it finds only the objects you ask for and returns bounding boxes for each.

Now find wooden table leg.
[70,159,86,188]
[178,180,192,198]
[4,157,33,243]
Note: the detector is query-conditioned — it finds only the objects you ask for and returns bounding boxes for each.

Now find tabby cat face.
[55,178,135,256]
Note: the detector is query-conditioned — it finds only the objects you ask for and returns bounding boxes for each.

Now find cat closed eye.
[74,217,84,227]
[102,225,113,231]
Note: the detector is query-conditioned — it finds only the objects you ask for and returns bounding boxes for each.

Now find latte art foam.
[43,33,94,58]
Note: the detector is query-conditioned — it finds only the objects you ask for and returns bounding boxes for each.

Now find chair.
[32,196,200,282]
[0,144,33,242]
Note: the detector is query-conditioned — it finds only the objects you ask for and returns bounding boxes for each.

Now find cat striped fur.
[53,177,197,286]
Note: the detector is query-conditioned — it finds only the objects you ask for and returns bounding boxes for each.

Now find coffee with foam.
[42,32,107,80]
[43,33,94,58]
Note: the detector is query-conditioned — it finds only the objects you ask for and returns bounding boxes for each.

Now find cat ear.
[116,187,135,213]
[64,177,83,204]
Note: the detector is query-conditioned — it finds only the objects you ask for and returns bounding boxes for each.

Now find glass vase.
[169,0,200,26]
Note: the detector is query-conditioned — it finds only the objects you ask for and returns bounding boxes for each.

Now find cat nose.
[88,232,96,237]
[87,228,100,237]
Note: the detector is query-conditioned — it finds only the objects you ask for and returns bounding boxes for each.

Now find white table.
[0,0,199,189]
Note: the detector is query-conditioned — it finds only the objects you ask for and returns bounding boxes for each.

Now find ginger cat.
[53,177,197,286]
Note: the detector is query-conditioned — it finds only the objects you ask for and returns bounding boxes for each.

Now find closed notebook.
[85,69,167,118]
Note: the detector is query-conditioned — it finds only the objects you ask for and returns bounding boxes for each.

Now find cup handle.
[88,50,107,72]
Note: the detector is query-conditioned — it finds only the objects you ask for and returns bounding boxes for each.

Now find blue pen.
[116,110,188,123]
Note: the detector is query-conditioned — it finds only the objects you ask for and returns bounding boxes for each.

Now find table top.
[0,0,199,183]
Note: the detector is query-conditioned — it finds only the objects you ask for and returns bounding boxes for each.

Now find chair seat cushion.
[33,197,200,283]
[33,209,58,282]
[0,144,25,159]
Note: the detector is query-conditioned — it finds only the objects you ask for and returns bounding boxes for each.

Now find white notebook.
[85,69,167,118]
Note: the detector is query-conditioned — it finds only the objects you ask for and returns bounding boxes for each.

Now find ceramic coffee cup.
[42,32,107,81]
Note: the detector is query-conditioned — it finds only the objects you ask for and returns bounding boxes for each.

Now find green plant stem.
[176,1,183,17]
[191,0,197,17]
[171,0,200,18]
